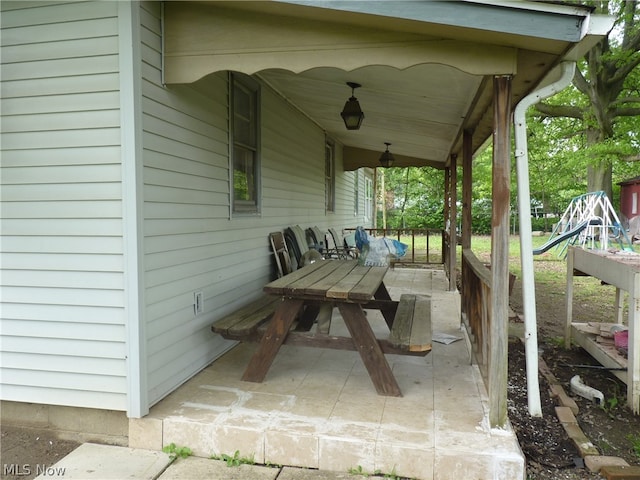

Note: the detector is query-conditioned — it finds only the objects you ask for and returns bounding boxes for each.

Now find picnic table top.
[264,260,388,302]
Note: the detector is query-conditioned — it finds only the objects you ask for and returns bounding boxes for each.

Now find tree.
[378,167,445,230]
[534,0,640,199]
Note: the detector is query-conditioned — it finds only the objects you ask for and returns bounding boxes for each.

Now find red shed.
[619,175,640,222]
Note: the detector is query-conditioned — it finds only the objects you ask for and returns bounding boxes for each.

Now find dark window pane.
[234,146,256,203]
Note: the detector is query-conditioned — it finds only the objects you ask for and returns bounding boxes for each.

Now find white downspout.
[514,61,576,417]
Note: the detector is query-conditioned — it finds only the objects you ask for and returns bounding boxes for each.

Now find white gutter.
[513,61,576,417]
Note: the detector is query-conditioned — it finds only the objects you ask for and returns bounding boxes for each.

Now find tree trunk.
[400,168,410,228]
[587,162,613,199]
[585,128,614,199]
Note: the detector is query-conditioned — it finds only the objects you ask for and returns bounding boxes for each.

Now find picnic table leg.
[338,303,402,397]
[241,298,304,383]
[374,282,395,329]
[316,304,333,334]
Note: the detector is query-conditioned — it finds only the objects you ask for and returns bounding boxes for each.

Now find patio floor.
[129,267,525,480]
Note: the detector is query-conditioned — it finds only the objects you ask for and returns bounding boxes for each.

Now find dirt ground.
[508,271,640,480]
[1,426,80,480]
[2,260,639,480]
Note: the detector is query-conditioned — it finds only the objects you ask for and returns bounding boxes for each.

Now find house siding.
[0,0,372,415]
[0,1,127,410]
[140,4,368,406]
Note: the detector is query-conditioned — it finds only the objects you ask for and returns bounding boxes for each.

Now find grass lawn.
[392,231,638,333]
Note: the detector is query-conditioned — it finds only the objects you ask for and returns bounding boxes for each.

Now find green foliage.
[348,465,368,476]
[162,443,192,460]
[376,2,639,233]
[211,450,255,467]
[628,433,640,459]
[599,380,624,418]
[348,465,409,479]
[379,167,445,230]
[546,336,566,348]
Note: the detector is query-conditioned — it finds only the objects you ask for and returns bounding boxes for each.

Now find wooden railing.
[344,228,445,265]
[462,249,508,426]
[462,248,503,410]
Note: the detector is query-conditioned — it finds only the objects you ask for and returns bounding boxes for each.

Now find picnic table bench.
[211,261,432,396]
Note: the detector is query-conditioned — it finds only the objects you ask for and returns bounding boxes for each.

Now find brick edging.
[537,354,640,477]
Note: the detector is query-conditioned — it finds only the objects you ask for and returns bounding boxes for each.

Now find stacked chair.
[328,228,358,259]
[269,226,357,278]
[268,231,292,278]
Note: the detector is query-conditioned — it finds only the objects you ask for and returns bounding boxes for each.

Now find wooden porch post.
[490,75,512,428]
[449,154,458,291]
[461,130,473,250]
[444,166,451,276]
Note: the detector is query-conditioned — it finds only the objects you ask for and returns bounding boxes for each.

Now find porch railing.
[344,228,445,265]
[461,247,511,425]
[461,249,492,381]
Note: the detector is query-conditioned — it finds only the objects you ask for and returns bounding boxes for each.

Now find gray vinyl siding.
[140,3,367,406]
[0,1,127,410]
[140,2,236,404]
[0,0,372,415]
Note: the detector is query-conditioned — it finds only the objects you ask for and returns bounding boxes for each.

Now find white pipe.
[514,61,576,417]
[570,375,604,404]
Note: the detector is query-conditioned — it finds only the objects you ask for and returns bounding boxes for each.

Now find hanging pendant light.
[379,142,395,168]
[340,82,365,130]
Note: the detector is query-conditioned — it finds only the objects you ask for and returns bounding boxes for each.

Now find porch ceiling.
[164,1,612,170]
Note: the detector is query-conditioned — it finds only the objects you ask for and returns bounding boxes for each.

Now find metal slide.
[532,219,598,255]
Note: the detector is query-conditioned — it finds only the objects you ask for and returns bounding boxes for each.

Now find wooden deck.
[565,247,640,413]
[570,323,628,385]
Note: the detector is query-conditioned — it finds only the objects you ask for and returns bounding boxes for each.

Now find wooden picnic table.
[241,260,412,396]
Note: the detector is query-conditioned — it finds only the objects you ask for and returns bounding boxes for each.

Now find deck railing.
[462,248,512,427]
[344,228,445,265]
[461,249,492,380]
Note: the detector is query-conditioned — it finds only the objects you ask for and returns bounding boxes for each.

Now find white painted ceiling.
[259,64,483,165]
[164,1,612,169]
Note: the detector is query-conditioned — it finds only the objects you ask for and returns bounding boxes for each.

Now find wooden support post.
[614,288,624,324]
[449,154,458,292]
[444,166,451,280]
[565,248,574,349]
[444,167,450,229]
[489,75,511,429]
[462,130,473,250]
[628,270,639,414]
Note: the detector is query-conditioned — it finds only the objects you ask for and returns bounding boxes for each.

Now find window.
[364,176,373,221]
[325,141,335,212]
[231,73,260,214]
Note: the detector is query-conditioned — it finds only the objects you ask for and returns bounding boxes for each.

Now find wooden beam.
[489,75,512,428]
[444,166,451,280]
[461,130,473,250]
[449,154,458,291]
[163,3,518,84]
[343,146,443,171]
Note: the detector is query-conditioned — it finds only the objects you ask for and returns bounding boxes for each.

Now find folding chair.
[327,228,350,259]
[306,226,328,256]
[269,232,292,278]
[343,232,359,259]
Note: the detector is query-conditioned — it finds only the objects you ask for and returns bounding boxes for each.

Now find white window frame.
[364,176,373,221]
[230,72,261,215]
[325,140,335,213]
